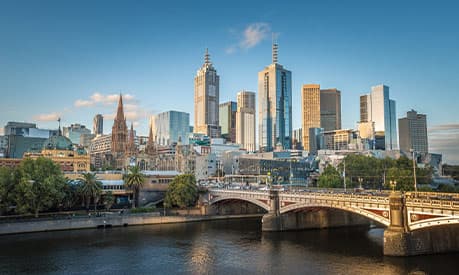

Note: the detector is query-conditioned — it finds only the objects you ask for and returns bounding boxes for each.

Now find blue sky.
[1,0,458,163]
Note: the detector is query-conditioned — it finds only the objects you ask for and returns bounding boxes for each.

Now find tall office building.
[63,124,91,144]
[398,110,428,154]
[219,101,237,143]
[93,114,103,136]
[258,42,292,152]
[236,91,256,152]
[359,85,397,150]
[320,88,341,131]
[302,85,342,153]
[194,49,221,138]
[301,84,320,152]
[151,111,190,146]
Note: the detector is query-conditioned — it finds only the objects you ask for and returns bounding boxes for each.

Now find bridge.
[206,188,459,256]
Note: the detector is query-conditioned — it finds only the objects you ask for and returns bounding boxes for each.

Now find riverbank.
[0,213,264,235]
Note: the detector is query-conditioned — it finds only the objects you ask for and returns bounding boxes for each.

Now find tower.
[93,114,104,136]
[258,42,292,152]
[126,122,136,157]
[194,49,221,138]
[236,91,256,152]
[111,94,128,168]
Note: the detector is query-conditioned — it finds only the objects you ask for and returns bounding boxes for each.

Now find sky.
[0,0,458,163]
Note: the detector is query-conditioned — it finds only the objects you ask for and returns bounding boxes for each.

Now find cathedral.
[111,94,128,169]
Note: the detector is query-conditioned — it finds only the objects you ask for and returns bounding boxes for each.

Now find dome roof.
[43,135,73,150]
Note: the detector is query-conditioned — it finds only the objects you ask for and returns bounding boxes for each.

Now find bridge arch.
[280,202,390,227]
[210,197,270,212]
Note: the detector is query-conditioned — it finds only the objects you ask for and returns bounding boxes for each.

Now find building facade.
[194,49,221,138]
[398,110,428,154]
[359,85,397,150]
[236,91,256,152]
[63,123,91,145]
[258,43,292,152]
[93,114,104,136]
[151,110,190,146]
[219,101,237,143]
[301,84,321,152]
[111,94,128,169]
[320,88,341,131]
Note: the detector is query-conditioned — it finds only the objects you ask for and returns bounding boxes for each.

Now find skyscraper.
[320,88,341,131]
[236,91,256,152]
[219,101,237,143]
[194,49,221,138]
[302,85,342,153]
[359,85,397,150]
[398,110,428,154]
[258,42,292,152]
[151,111,190,146]
[93,114,103,136]
[301,84,320,152]
[111,94,128,168]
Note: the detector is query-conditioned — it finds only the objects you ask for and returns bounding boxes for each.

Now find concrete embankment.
[0,213,263,235]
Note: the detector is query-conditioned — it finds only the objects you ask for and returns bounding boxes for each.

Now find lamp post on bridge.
[410,149,418,193]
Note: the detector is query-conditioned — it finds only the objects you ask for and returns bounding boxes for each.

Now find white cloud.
[226,22,273,54]
[33,112,61,122]
[74,92,135,108]
[428,123,459,164]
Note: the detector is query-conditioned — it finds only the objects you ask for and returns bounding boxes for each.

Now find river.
[0,218,458,274]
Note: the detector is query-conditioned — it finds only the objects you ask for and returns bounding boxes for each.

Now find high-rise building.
[236,91,256,152]
[93,114,103,136]
[111,94,128,168]
[398,110,428,154]
[151,111,190,146]
[359,85,397,150]
[301,84,321,152]
[292,128,303,150]
[320,88,341,131]
[302,85,342,153]
[194,49,221,138]
[63,124,91,144]
[219,101,237,143]
[258,42,292,152]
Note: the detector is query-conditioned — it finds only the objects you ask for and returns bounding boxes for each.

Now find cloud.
[74,92,136,108]
[226,22,273,54]
[428,124,459,132]
[33,112,61,122]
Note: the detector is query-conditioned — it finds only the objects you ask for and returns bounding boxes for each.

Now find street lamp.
[410,149,418,193]
[390,180,397,192]
[358,177,363,190]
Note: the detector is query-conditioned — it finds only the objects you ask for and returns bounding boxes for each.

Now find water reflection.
[0,218,458,274]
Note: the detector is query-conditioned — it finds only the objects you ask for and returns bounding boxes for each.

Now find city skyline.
[1,1,458,163]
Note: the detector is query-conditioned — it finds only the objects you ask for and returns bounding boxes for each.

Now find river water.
[0,218,458,274]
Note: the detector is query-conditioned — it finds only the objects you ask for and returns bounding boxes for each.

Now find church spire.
[115,93,125,121]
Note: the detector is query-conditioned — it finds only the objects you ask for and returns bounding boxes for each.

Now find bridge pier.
[383,192,459,256]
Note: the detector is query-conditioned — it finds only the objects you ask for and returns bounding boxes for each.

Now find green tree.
[318,165,342,188]
[0,167,19,215]
[15,157,67,217]
[164,174,198,208]
[78,172,102,211]
[103,191,115,210]
[386,167,413,191]
[124,165,145,208]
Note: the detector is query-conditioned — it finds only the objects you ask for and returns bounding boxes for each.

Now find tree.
[103,191,115,210]
[78,172,102,211]
[124,165,145,208]
[164,174,198,208]
[0,167,18,215]
[15,157,67,217]
[318,165,342,188]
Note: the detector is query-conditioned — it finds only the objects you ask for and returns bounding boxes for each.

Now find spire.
[115,93,125,121]
[148,124,154,144]
[57,117,62,136]
[272,41,278,64]
[204,48,211,65]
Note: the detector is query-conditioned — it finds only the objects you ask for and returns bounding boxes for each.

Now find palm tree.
[78,173,102,212]
[124,166,145,208]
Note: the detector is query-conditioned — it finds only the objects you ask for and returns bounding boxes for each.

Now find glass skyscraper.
[258,43,292,152]
[151,111,190,146]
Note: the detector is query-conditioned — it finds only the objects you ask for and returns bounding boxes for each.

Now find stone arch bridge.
[207,189,459,256]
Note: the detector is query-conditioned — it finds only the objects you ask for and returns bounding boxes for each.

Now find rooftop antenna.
[57,117,62,136]
[204,48,211,65]
[272,33,278,64]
